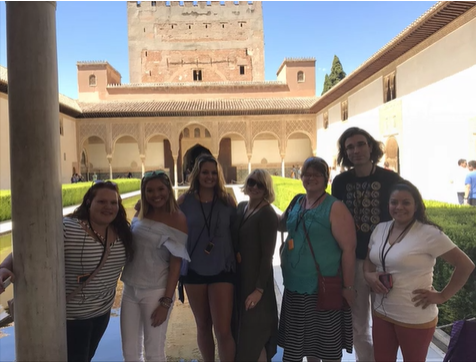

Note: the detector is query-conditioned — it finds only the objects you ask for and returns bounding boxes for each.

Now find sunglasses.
[247,178,265,190]
[143,170,169,179]
[91,180,118,188]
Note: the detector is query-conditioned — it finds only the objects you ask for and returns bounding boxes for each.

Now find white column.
[281,158,285,177]
[174,158,178,188]
[107,155,113,180]
[6,2,67,360]
[140,155,145,177]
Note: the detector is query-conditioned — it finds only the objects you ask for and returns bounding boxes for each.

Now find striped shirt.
[64,217,126,320]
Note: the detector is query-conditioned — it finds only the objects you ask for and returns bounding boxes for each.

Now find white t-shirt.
[368,220,456,324]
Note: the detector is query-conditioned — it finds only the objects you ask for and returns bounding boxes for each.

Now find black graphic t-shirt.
[332,166,403,259]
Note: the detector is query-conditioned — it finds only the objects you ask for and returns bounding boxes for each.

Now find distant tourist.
[451,159,467,204]
[331,127,403,362]
[92,172,98,182]
[127,172,133,179]
[365,180,474,362]
[464,160,476,206]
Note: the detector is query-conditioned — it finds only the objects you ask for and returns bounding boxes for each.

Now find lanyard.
[294,191,326,232]
[380,220,415,272]
[239,199,264,230]
[198,193,217,239]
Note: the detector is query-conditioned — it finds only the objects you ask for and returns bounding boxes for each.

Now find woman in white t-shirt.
[364,180,474,362]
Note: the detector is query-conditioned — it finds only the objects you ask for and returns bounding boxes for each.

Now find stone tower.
[127,1,265,84]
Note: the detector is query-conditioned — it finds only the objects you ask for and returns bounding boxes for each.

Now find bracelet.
[255,288,263,294]
[159,297,173,309]
[343,285,354,291]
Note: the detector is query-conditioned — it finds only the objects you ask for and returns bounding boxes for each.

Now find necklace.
[294,191,326,232]
[81,220,108,245]
[239,199,265,229]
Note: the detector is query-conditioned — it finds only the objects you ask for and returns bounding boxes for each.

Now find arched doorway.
[385,136,400,174]
[182,144,212,184]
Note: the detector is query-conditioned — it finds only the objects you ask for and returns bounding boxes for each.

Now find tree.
[321,55,346,95]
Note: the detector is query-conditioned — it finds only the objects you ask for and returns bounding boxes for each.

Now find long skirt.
[278,289,353,361]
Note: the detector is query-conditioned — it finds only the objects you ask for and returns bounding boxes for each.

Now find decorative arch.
[81,135,107,155]
[251,131,281,151]
[112,134,139,155]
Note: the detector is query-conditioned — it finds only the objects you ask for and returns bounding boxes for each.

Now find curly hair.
[68,181,134,260]
[389,180,442,231]
[337,127,385,169]
[187,154,229,204]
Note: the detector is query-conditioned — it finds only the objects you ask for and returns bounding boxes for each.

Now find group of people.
[0,126,474,362]
[453,159,476,206]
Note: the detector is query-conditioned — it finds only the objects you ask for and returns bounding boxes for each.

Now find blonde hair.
[187,154,228,204]
[242,168,275,203]
[138,171,178,219]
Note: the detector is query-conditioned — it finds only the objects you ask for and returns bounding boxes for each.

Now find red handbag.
[303,221,347,311]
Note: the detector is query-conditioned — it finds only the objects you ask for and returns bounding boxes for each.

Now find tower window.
[297,71,304,83]
[240,66,245,75]
[193,70,202,81]
[89,74,96,87]
[151,1,156,5]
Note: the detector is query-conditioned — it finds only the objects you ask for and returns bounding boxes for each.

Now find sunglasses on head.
[143,170,169,179]
[247,178,265,190]
[91,180,118,188]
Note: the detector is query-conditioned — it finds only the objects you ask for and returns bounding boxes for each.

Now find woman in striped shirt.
[0,181,133,362]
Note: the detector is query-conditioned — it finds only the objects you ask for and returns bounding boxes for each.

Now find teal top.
[280,194,342,294]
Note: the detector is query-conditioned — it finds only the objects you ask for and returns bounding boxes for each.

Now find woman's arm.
[363,247,389,294]
[330,201,356,306]
[150,212,188,327]
[245,207,278,310]
[412,246,475,309]
[0,253,14,293]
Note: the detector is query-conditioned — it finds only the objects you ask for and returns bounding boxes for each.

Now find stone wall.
[127,1,264,83]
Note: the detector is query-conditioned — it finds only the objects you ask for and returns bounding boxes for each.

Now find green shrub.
[0,179,141,222]
[271,176,476,326]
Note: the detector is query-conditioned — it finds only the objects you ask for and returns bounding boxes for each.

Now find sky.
[0,1,437,100]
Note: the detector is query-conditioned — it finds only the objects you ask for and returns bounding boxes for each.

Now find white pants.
[352,259,375,362]
[120,284,173,362]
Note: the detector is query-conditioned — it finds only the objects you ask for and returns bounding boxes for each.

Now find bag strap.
[66,231,112,303]
[302,219,322,277]
[279,193,305,245]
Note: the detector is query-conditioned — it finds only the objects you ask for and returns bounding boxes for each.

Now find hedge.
[271,176,476,326]
[0,179,141,222]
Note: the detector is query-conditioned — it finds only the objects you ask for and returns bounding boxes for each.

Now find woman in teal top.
[278,157,357,362]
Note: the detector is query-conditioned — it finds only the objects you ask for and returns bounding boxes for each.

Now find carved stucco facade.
[77,114,316,182]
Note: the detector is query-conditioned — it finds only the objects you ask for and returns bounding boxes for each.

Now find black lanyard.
[294,191,326,232]
[198,193,217,239]
[380,220,415,272]
[239,199,264,230]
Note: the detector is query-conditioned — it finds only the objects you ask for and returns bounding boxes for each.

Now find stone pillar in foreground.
[6,2,67,361]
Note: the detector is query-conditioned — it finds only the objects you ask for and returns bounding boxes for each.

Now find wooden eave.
[310,1,476,113]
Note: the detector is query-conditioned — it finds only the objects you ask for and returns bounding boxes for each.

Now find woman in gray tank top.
[178,154,237,362]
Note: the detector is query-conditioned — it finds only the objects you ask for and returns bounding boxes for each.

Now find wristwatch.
[343,285,354,291]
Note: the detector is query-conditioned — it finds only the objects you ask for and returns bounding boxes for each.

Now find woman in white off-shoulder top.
[120,171,189,362]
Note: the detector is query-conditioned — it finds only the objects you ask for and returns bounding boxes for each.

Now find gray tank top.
[180,192,236,276]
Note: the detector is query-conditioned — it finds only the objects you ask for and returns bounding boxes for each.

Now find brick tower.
[127,1,265,84]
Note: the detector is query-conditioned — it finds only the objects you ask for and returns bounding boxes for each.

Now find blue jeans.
[67,311,110,362]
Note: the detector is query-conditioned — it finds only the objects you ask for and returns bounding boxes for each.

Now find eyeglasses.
[247,178,265,190]
[302,173,324,179]
[345,141,368,153]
